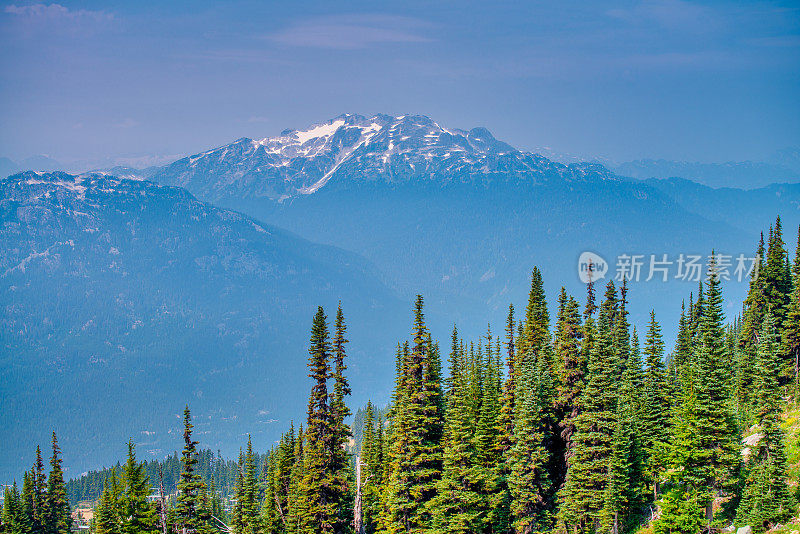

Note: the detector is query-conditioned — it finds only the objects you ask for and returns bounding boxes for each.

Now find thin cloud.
[115,118,139,129]
[606,0,714,32]
[268,14,433,50]
[4,3,113,23]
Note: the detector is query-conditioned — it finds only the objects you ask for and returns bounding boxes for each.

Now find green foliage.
[176,407,213,534]
[120,440,157,534]
[653,487,705,534]
[736,315,795,531]
[380,296,445,533]
[9,220,800,534]
[44,433,72,534]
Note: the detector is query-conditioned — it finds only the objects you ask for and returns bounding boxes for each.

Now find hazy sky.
[0,0,798,166]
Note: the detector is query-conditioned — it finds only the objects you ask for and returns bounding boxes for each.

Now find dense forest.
[64,449,254,507]
[2,217,799,534]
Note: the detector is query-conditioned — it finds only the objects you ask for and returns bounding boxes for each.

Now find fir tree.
[382,296,444,533]
[176,407,209,534]
[301,306,338,534]
[782,226,800,387]
[331,303,354,533]
[653,486,705,534]
[519,267,551,369]
[672,301,692,384]
[736,314,794,530]
[236,437,260,534]
[360,402,382,534]
[554,292,585,469]
[641,311,671,498]
[286,427,307,534]
[693,257,740,525]
[509,350,553,534]
[19,471,34,534]
[764,218,792,331]
[94,473,123,534]
[33,445,46,533]
[602,410,631,534]
[121,440,157,534]
[428,340,484,534]
[667,257,740,529]
[2,483,25,534]
[560,282,619,533]
[43,432,71,534]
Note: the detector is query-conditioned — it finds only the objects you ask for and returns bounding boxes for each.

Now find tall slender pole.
[159,465,168,534]
[353,455,364,534]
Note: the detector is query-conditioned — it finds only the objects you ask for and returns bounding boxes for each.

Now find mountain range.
[149,114,799,329]
[612,159,800,189]
[1,114,799,481]
[0,171,404,480]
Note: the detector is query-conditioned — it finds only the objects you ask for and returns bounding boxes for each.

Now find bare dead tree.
[159,465,168,534]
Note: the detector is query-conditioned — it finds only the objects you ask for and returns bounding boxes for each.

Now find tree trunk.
[354,455,364,534]
[159,466,167,534]
[706,500,713,531]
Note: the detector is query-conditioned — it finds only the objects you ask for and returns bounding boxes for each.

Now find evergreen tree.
[782,226,800,387]
[509,349,553,534]
[33,446,46,533]
[382,296,444,533]
[694,257,740,525]
[121,440,157,534]
[259,449,279,533]
[94,473,123,534]
[176,407,209,534]
[666,257,740,529]
[602,408,631,534]
[331,304,354,532]
[641,311,671,498]
[672,301,692,384]
[653,486,705,534]
[360,402,382,534]
[300,306,338,534]
[493,305,516,534]
[519,267,551,369]
[20,471,35,534]
[736,314,794,530]
[764,218,792,331]
[2,483,25,534]
[235,437,260,534]
[554,292,585,469]
[231,450,245,534]
[43,432,71,534]
[428,340,484,534]
[560,282,618,533]
[286,427,307,534]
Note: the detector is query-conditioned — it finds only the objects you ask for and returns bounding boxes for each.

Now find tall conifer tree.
[43,432,71,534]
[301,306,338,534]
[736,314,794,530]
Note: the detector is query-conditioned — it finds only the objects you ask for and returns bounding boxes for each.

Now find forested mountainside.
[64,449,249,506]
[0,171,405,481]
[643,178,800,234]
[5,217,798,534]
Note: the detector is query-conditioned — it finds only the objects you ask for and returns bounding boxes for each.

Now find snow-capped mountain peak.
[152,114,615,202]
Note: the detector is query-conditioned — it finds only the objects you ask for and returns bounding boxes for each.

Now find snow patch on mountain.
[151,113,619,202]
[291,119,346,145]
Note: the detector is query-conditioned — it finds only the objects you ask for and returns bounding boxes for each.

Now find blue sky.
[0,0,798,166]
